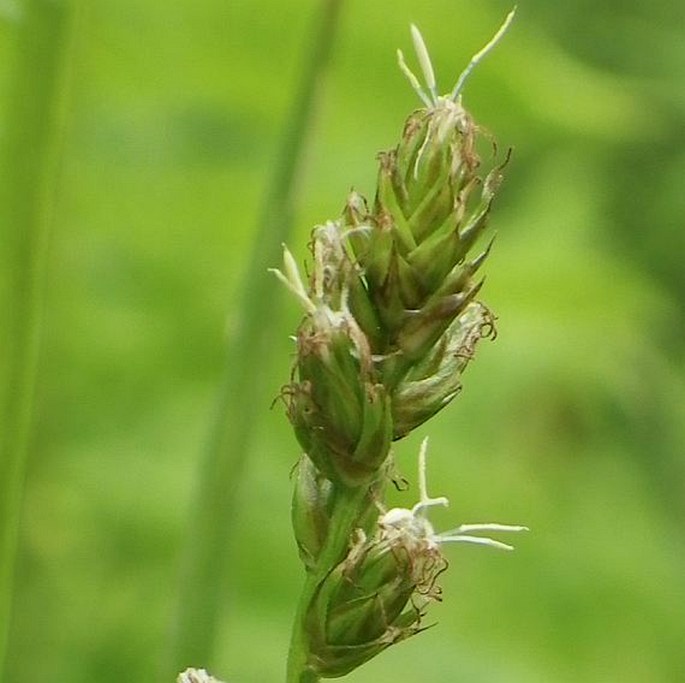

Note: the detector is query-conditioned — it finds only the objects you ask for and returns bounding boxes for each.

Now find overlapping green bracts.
[285,94,505,479]
[278,14,523,681]
[306,525,441,677]
[343,95,507,405]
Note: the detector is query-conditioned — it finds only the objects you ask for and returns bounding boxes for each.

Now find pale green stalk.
[0,0,77,678]
[165,1,345,677]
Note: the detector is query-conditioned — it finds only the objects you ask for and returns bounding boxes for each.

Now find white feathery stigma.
[379,437,528,552]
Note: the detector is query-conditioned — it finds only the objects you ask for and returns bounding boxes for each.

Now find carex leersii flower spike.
[275,10,524,681]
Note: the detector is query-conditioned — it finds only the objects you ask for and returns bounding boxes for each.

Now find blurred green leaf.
[2,1,684,682]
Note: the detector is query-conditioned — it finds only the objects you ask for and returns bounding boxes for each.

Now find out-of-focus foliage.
[1,1,683,682]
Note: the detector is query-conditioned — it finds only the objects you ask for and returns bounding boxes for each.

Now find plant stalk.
[0,0,77,678]
[165,0,346,677]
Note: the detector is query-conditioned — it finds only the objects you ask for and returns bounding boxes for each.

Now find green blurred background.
[2,0,685,681]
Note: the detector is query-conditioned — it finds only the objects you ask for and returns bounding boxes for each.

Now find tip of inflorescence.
[399,8,517,108]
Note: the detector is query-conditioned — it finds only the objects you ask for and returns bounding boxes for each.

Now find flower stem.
[164,0,346,677]
[0,0,77,676]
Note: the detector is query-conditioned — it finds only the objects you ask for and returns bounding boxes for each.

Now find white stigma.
[451,7,517,101]
[379,437,528,552]
[410,24,437,101]
[398,8,517,108]
[269,245,316,315]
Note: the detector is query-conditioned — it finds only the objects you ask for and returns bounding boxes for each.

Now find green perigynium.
[275,10,525,681]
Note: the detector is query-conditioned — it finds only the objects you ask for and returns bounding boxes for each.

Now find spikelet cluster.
[276,12,525,679]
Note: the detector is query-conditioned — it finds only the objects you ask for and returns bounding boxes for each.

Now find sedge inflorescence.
[275,11,525,680]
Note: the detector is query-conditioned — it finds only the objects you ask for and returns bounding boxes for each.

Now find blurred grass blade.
[0,0,77,677]
[165,0,346,677]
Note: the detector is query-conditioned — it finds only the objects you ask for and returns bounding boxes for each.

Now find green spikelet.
[348,92,510,391]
